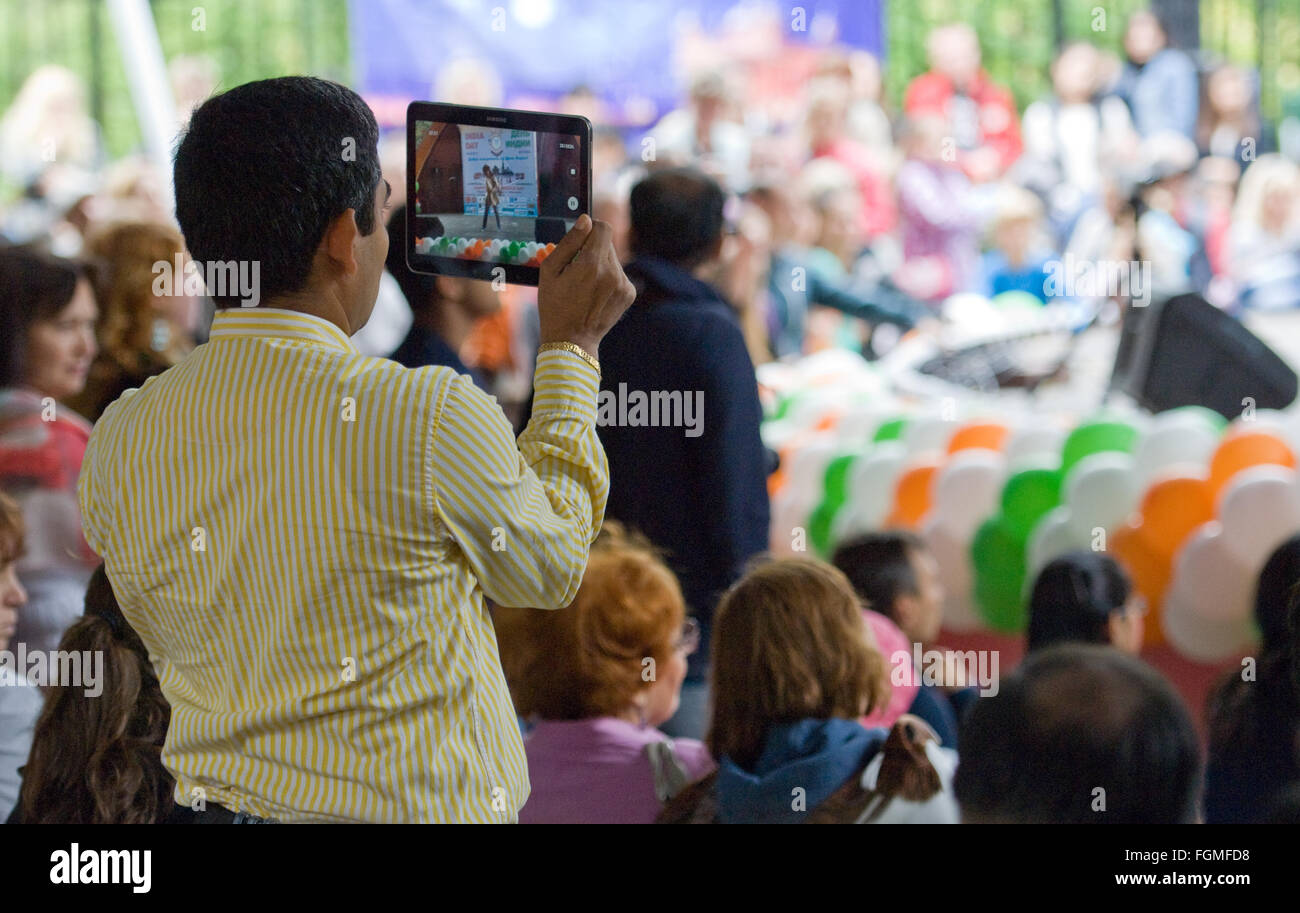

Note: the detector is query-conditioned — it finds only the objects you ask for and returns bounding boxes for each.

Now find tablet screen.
[407,104,591,285]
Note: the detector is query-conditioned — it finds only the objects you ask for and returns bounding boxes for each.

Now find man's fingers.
[575,219,613,263]
[545,213,593,274]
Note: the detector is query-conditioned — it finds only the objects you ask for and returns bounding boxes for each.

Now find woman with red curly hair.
[495,524,713,823]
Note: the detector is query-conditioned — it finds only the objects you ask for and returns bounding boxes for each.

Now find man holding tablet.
[78,77,634,822]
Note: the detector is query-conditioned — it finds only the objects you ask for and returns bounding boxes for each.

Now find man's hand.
[537,214,636,359]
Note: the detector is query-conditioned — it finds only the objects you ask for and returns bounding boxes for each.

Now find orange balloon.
[1136,475,1214,560]
[1109,523,1170,647]
[1208,432,1296,502]
[947,421,1010,454]
[889,461,941,529]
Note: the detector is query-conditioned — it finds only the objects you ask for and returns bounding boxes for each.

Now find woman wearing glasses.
[494,522,712,823]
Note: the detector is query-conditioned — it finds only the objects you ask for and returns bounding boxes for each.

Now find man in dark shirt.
[384,205,498,386]
[597,168,770,739]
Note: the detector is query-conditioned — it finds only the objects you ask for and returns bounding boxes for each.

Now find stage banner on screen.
[460,128,538,217]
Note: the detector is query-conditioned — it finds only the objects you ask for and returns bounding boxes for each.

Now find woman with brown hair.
[0,244,100,656]
[496,523,713,823]
[65,220,198,423]
[7,564,192,823]
[659,557,959,824]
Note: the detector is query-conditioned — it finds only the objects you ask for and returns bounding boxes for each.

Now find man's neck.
[261,288,354,337]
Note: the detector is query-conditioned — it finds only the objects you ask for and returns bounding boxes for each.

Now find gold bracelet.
[538,341,600,378]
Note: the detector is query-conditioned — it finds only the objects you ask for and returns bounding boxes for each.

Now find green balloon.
[1061,421,1138,474]
[873,418,907,443]
[1000,467,1063,541]
[970,517,1028,632]
[822,454,857,506]
[808,454,858,556]
[807,499,838,558]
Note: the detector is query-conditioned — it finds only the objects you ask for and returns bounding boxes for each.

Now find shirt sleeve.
[429,348,608,609]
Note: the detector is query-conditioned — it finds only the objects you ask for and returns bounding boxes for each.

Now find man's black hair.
[954,644,1201,823]
[173,76,382,308]
[831,531,925,621]
[384,204,440,315]
[1026,552,1132,652]
[628,167,725,269]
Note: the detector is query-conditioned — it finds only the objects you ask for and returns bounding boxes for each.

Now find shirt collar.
[208,307,357,353]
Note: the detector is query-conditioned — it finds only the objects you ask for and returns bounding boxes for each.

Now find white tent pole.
[106,0,178,208]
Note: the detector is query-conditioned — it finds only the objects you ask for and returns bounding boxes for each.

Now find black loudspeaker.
[535,217,567,244]
[1110,293,1298,419]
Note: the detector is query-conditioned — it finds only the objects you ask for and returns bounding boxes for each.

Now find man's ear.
[322,208,361,276]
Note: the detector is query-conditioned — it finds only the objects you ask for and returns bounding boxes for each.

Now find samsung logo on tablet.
[486,115,507,122]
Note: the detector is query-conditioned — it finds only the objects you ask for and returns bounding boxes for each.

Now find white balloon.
[833,442,907,541]
[779,438,840,518]
[1026,506,1093,576]
[1216,466,1300,567]
[903,414,960,458]
[1134,421,1220,485]
[1162,584,1256,663]
[1064,452,1142,534]
[922,519,982,632]
[932,449,1007,542]
[1005,424,1066,467]
[1168,523,1255,624]
[1227,409,1291,444]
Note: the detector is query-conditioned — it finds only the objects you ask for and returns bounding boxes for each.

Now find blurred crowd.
[1,9,1298,825]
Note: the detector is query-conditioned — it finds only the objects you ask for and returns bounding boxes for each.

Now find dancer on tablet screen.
[481,164,502,230]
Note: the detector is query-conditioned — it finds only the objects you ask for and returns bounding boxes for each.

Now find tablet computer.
[406,101,593,286]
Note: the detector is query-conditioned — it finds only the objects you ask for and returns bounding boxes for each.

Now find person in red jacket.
[904,24,1022,183]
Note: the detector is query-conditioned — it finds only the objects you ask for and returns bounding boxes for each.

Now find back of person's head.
[708,557,888,769]
[15,565,174,823]
[0,243,93,387]
[1255,534,1300,653]
[495,522,687,723]
[1026,552,1134,652]
[1208,536,1300,759]
[173,76,382,308]
[954,644,1201,823]
[83,220,190,364]
[628,167,725,269]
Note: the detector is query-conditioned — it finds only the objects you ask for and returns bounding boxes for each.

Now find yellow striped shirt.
[77,307,607,822]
